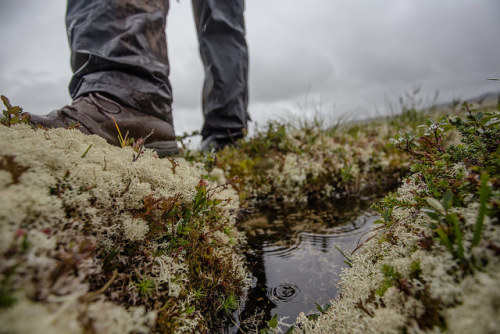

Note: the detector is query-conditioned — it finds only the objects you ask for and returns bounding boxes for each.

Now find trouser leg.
[192,0,250,140]
[66,0,173,124]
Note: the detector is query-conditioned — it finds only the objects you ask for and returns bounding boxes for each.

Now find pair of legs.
[33,0,249,155]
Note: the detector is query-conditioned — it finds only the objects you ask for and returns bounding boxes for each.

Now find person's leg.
[30,0,179,156]
[66,0,173,123]
[191,0,250,150]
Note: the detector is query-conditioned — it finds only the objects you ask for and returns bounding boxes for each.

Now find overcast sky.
[1,0,499,138]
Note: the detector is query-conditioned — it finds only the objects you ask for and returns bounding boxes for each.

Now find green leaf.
[447,213,464,259]
[184,306,195,314]
[268,314,278,329]
[484,118,500,128]
[314,301,331,314]
[335,245,352,268]
[285,326,295,334]
[436,227,453,255]
[0,264,19,309]
[472,173,490,247]
[1,95,12,109]
[442,190,454,211]
[21,235,30,252]
[426,197,446,215]
[81,144,93,158]
[421,208,441,221]
[306,314,320,321]
[383,207,392,220]
[9,106,21,115]
[314,302,324,314]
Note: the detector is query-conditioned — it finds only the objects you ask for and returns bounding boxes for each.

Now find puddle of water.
[228,196,381,332]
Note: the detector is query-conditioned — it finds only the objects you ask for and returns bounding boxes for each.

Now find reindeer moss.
[0,124,249,333]
[294,104,500,333]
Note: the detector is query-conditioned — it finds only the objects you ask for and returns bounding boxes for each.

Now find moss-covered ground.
[1,94,499,333]
[0,96,248,333]
[290,101,500,333]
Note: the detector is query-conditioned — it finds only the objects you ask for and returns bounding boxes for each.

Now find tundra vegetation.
[290,101,500,333]
[0,96,248,333]
[0,93,498,333]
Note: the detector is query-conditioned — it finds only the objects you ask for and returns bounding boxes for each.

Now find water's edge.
[226,195,385,332]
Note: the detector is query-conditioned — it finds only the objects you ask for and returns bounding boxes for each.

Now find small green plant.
[410,260,422,278]
[136,179,247,331]
[373,207,394,227]
[135,278,155,298]
[376,264,403,296]
[334,245,353,268]
[304,301,333,322]
[472,173,491,247]
[381,103,498,271]
[1,95,29,127]
[314,301,332,314]
[100,247,119,273]
[217,293,239,314]
[260,314,278,334]
[420,171,492,263]
[259,314,295,334]
[423,191,465,260]
[183,305,196,315]
[110,115,156,162]
[192,287,206,300]
[0,263,19,309]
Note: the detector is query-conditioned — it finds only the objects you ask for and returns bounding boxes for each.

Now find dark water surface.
[228,196,382,332]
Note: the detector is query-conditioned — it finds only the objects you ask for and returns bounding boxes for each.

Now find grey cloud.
[169,52,204,110]
[249,48,335,102]
[1,78,71,115]
[1,0,499,136]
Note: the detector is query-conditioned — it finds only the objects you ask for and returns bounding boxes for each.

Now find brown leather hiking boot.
[28,92,179,157]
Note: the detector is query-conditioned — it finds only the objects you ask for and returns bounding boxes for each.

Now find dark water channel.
[227,195,383,333]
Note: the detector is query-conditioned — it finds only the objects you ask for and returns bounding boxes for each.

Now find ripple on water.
[262,210,373,259]
[267,284,301,303]
[262,244,299,259]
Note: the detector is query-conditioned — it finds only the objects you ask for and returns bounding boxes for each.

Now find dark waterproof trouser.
[66,0,249,140]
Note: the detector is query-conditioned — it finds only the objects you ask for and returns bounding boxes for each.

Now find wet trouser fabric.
[66,0,249,140]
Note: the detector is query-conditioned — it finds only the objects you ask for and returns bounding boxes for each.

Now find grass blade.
[472,173,490,247]
[448,214,464,259]
[436,227,453,255]
[81,144,93,158]
[335,245,353,268]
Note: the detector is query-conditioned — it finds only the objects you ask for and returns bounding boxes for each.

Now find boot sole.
[145,141,180,157]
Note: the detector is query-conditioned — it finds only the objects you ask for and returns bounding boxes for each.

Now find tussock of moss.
[0,124,249,333]
[212,119,411,208]
[294,103,500,333]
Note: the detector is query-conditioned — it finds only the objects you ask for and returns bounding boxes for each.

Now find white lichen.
[295,172,500,333]
[0,124,248,333]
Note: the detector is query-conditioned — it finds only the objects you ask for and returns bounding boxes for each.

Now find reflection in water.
[229,197,382,333]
